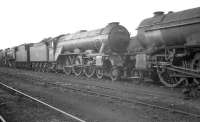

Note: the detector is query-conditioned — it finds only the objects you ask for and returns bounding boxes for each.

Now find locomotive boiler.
[137,7,200,50]
[56,22,130,54]
[54,22,130,80]
[134,7,200,88]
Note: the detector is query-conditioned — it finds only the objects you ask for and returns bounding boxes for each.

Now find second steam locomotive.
[133,7,200,89]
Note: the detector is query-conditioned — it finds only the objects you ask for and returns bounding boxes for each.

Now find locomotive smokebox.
[105,22,130,53]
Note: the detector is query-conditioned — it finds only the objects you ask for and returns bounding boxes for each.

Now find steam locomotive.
[0,22,131,81]
[1,7,200,95]
[133,7,200,89]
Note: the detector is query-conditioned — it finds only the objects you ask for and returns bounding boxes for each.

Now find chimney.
[168,11,174,14]
[108,22,119,26]
[153,11,164,17]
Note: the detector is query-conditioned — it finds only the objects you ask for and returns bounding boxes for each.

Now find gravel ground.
[0,67,200,122]
[0,88,78,122]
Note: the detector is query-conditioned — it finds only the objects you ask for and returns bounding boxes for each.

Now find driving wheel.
[72,57,82,76]
[63,59,72,75]
[96,67,103,79]
[157,66,185,87]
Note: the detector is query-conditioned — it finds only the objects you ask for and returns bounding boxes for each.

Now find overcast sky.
[0,0,199,49]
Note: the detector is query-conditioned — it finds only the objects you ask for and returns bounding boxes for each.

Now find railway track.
[1,71,183,109]
[57,76,180,99]
[0,115,6,122]
[44,81,200,118]
[2,77,200,119]
[1,69,200,118]
[0,70,181,100]
[0,82,86,122]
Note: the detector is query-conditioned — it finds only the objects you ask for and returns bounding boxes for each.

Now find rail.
[48,81,200,118]
[0,82,86,122]
[0,115,6,122]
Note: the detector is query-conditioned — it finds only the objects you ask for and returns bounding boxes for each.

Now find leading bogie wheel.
[110,66,121,81]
